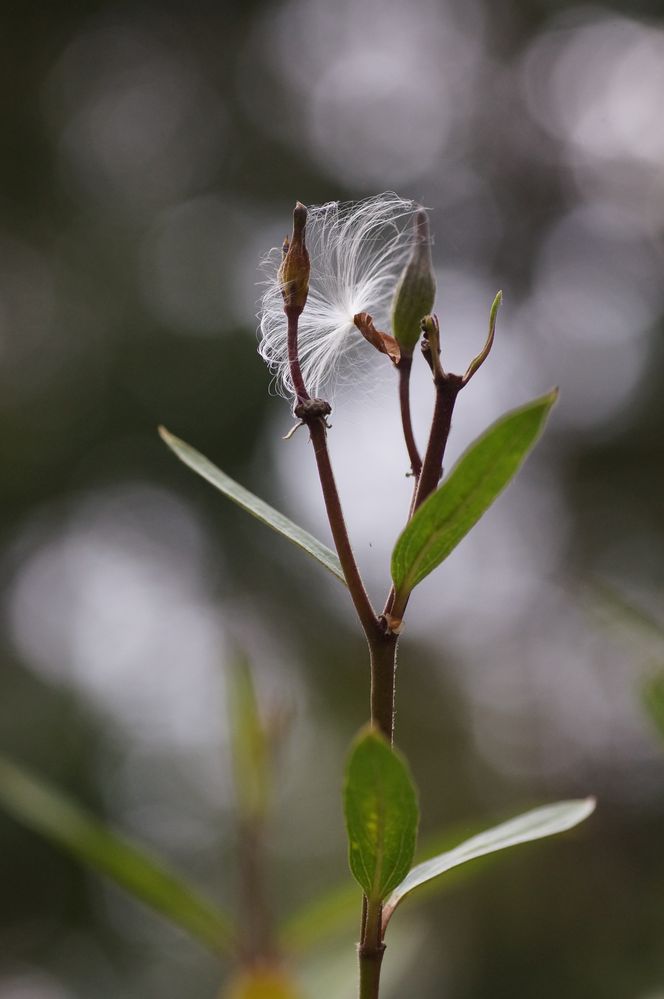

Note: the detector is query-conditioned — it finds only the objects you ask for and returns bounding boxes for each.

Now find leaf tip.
[158,425,173,444]
[350,723,387,751]
[582,795,597,816]
[561,796,596,831]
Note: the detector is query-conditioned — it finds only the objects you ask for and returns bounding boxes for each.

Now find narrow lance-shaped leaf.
[159,427,346,587]
[382,797,595,932]
[0,755,234,957]
[343,727,419,903]
[391,390,557,606]
[227,654,271,822]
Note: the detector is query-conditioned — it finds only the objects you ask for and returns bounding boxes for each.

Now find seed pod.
[279,202,310,314]
[391,209,436,356]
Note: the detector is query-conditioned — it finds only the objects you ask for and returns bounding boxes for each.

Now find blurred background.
[1,0,664,996]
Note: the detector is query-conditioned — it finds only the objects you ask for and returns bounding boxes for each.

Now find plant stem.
[286,307,310,404]
[307,418,379,641]
[368,632,398,742]
[307,413,397,743]
[286,305,396,999]
[354,364,463,999]
[384,372,462,625]
[412,373,462,512]
[304,417,393,998]
[397,356,421,478]
[358,899,385,999]
[304,405,399,743]
[355,634,398,999]
[285,306,377,639]
[359,947,384,999]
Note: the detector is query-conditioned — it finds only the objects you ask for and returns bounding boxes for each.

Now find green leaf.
[343,728,418,903]
[382,797,595,931]
[391,390,557,602]
[228,654,272,821]
[0,755,234,957]
[643,673,664,743]
[280,826,457,953]
[159,427,345,586]
[281,809,563,953]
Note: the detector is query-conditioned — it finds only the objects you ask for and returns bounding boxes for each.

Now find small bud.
[384,612,404,635]
[420,314,445,381]
[391,209,436,355]
[279,202,310,314]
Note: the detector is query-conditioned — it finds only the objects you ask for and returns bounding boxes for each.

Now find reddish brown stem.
[359,898,385,999]
[286,307,310,404]
[286,305,397,999]
[285,308,380,643]
[307,418,379,641]
[412,373,462,512]
[397,356,421,478]
[383,373,462,623]
[369,631,398,742]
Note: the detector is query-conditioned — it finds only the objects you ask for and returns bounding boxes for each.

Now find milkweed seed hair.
[258,193,427,400]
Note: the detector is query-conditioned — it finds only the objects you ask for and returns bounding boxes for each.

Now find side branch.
[397,356,422,479]
[383,372,461,624]
[412,374,462,512]
[302,410,380,642]
[285,302,380,643]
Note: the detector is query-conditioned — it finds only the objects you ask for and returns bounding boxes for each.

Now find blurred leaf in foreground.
[228,654,273,822]
[0,754,234,956]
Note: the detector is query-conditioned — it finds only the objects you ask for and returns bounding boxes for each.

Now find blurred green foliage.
[1,0,663,996]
